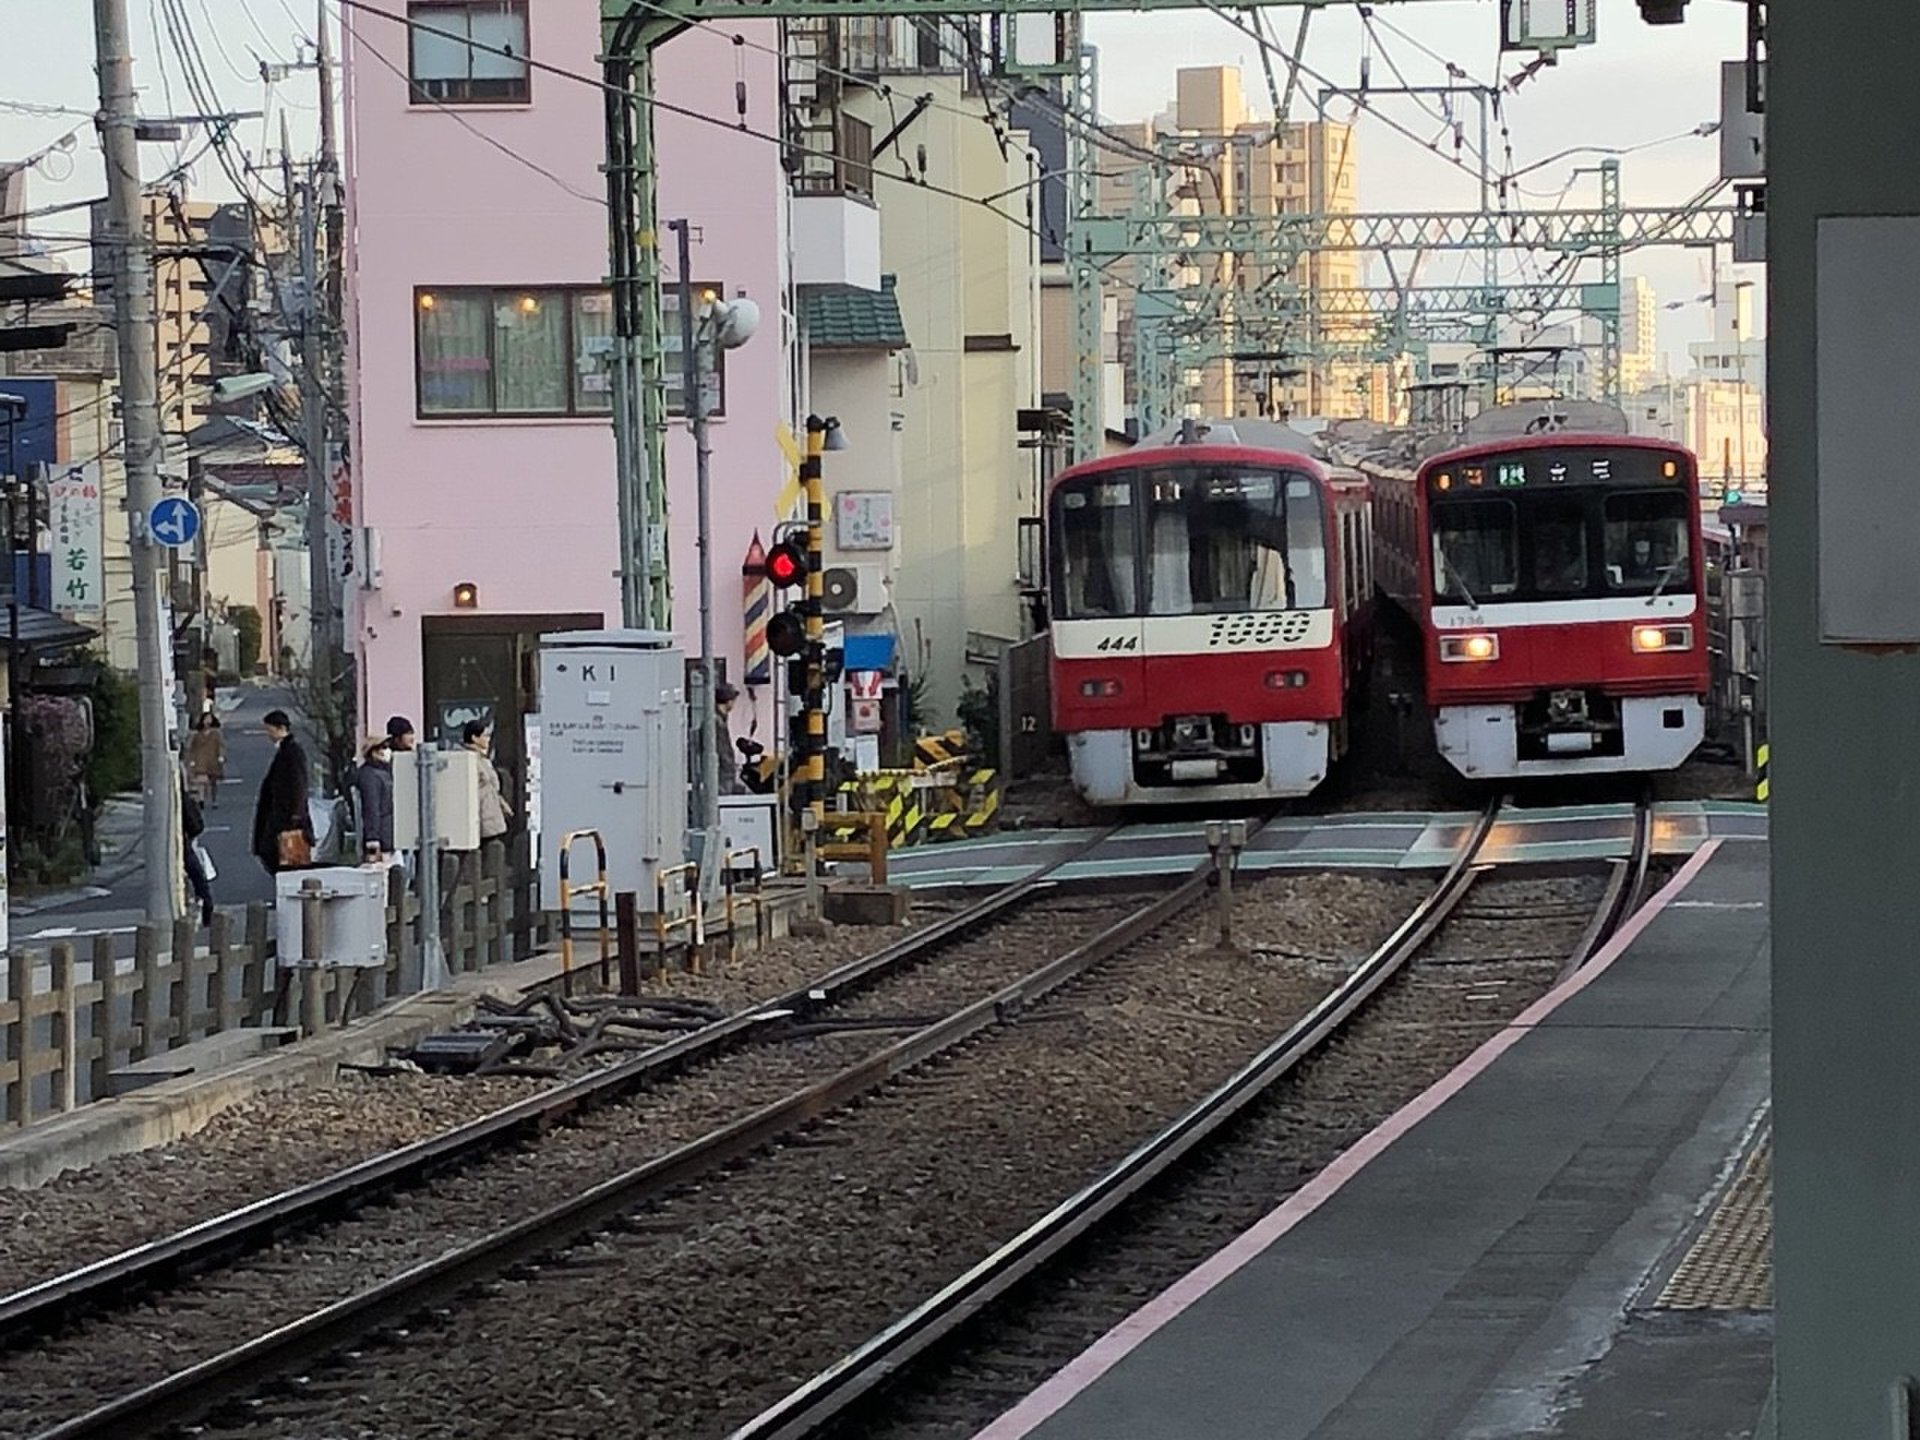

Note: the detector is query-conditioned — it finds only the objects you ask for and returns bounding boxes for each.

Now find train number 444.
[1095,634,1140,652]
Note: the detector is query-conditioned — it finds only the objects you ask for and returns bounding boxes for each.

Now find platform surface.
[890,802,1767,890]
[979,837,1771,1440]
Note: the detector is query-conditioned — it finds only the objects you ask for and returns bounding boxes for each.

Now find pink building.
[342,3,790,801]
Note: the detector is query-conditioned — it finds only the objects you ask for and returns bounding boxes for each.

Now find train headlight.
[1080,678,1123,697]
[1439,633,1499,663]
[1632,625,1693,654]
[1264,669,1310,689]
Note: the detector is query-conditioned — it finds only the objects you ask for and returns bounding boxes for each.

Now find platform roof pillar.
[1770,4,1920,1435]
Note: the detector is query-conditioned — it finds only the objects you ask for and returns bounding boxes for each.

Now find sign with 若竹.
[49,463,103,615]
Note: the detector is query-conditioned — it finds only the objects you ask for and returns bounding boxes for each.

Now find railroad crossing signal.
[765,537,809,657]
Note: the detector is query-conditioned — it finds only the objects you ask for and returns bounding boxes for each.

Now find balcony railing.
[792,113,874,201]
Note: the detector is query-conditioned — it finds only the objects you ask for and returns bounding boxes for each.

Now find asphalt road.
[15,685,304,952]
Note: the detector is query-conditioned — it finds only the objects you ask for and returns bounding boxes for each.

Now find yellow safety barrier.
[653,860,704,969]
[1756,742,1770,803]
[723,846,768,953]
[820,811,890,883]
[556,829,612,995]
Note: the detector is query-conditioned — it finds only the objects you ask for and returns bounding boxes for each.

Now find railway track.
[3,799,1661,1440]
[2,819,1270,1440]
[729,795,1659,1440]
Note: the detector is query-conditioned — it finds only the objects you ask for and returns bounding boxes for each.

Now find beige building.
[1106,66,1378,426]
[837,40,1044,721]
[1620,274,1660,395]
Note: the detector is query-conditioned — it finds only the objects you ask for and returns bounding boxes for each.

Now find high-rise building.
[1109,66,1373,426]
[1620,274,1660,394]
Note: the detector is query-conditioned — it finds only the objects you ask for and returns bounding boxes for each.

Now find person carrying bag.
[252,709,315,873]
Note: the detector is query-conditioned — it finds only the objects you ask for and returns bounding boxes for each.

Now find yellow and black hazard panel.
[962,769,1002,834]
[914,729,969,771]
[1755,742,1769,803]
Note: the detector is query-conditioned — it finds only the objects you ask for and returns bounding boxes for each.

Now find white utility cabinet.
[536,630,688,915]
[275,866,390,969]
[718,794,779,874]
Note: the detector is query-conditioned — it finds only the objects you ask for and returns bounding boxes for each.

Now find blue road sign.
[148,496,201,548]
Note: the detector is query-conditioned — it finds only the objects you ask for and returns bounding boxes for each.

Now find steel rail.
[0,826,1123,1351]
[28,822,1241,1440]
[724,797,1505,1440]
[1560,794,1657,978]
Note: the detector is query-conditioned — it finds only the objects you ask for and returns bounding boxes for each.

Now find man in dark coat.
[252,709,314,873]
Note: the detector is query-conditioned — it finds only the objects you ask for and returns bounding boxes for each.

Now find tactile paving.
[1655,1126,1772,1311]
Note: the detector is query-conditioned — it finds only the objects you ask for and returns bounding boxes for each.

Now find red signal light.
[765,541,806,588]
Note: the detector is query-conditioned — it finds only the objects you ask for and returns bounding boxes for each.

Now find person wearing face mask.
[353,733,396,858]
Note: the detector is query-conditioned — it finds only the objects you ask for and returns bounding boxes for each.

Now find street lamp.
[667,217,760,906]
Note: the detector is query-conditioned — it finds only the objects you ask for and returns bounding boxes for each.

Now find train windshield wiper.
[1646,559,1687,605]
[1436,545,1479,610]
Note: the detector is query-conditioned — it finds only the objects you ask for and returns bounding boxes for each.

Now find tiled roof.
[803,274,909,351]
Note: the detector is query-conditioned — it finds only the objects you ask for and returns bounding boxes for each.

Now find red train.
[1368,406,1709,778]
[1046,419,1373,805]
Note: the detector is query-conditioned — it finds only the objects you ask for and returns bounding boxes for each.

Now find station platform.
[975,836,1772,1440]
[890,801,1767,891]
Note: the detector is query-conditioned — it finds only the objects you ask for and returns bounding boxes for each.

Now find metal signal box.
[535,630,688,916]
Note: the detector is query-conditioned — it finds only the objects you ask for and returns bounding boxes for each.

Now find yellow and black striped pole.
[1756,742,1770,803]
[801,415,829,832]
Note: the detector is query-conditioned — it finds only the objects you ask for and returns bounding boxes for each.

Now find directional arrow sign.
[147,497,201,549]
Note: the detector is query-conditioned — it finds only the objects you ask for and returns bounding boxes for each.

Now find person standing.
[463,719,511,842]
[252,709,313,874]
[185,713,226,808]
[182,776,215,927]
[715,682,745,796]
[386,715,417,753]
[353,733,396,857]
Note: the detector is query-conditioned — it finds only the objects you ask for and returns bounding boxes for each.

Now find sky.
[2,0,1759,374]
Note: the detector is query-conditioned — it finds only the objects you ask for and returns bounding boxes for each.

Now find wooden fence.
[0,835,548,1133]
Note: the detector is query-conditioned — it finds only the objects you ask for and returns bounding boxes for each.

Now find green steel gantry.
[598,0,1725,625]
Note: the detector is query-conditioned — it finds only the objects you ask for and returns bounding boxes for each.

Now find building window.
[407,1,530,105]
[415,285,723,419]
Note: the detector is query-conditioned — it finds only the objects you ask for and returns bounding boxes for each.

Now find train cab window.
[1432,500,1518,604]
[1144,469,1327,615]
[1604,490,1692,594]
[1529,496,1591,595]
[1053,479,1139,618]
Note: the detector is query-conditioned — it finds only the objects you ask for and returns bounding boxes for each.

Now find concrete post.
[1769,6,1920,1433]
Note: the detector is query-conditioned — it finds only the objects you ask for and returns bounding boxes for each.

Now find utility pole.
[94,0,183,925]
[669,220,721,904]
[297,154,335,783]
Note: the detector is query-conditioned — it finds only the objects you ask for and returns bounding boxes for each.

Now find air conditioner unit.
[821,563,888,615]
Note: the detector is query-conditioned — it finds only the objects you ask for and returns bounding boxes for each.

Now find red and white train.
[1047,419,1374,805]
[1368,404,1709,779]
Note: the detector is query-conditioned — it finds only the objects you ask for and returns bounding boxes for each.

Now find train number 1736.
[1095,634,1140,652]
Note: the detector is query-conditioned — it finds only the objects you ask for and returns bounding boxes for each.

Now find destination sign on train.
[1431,448,1686,494]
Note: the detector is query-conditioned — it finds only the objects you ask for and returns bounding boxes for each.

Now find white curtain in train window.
[1146,471,1327,614]
[493,291,567,413]
[417,291,491,414]
[1057,482,1136,618]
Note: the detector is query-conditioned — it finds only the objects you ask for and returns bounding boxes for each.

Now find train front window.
[1432,500,1518,604]
[1604,490,1692,594]
[1054,479,1139,619]
[1529,496,1590,596]
[1144,469,1326,615]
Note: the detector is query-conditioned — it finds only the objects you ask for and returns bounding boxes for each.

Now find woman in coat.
[186,713,226,808]
[252,709,313,873]
[463,719,512,841]
[353,733,396,857]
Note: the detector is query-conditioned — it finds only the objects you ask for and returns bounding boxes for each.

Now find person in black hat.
[385,715,417,752]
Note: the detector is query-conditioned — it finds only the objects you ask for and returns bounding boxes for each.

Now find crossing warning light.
[768,607,806,658]
[766,540,806,589]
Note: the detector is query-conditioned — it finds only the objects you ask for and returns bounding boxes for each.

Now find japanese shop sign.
[49,463,104,615]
